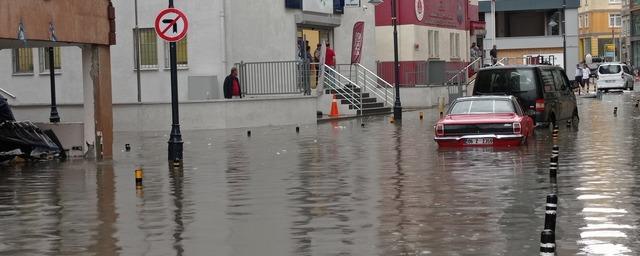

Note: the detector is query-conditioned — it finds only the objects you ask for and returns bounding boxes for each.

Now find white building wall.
[1,1,377,106]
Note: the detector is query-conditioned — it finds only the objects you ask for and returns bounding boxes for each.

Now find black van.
[472,65,578,126]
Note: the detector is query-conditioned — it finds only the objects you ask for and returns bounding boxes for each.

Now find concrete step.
[333,92,370,99]
[357,107,392,115]
[325,88,361,94]
[341,97,376,104]
[349,102,384,109]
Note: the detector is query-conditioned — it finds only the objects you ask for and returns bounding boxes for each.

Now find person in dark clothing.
[490,45,498,65]
[0,95,15,122]
[223,67,242,99]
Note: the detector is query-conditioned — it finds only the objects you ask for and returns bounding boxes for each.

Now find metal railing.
[445,57,483,86]
[0,88,16,99]
[236,60,311,96]
[495,56,556,66]
[322,64,362,111]
[335,63,394,108]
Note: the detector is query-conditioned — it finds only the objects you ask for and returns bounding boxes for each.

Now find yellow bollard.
[390,117,395,123]
[135,168,143,188]
[438,97,445,116]
[419,112,424,120]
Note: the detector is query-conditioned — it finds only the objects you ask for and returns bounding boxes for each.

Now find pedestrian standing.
[470,42,481,73]
[223,67,242,99]
[490,45,498,65]
[325,42,336,81]
[574,64,583,92]
[582,64,591,93]
[0,95,15,122]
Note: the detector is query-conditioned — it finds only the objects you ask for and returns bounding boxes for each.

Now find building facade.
[629,0,640,68]
[374,0,481,86]
[578,0,623,62]
[479,0,580,71]
[0,0,377,105]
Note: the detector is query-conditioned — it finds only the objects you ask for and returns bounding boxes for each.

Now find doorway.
[297,27,333,89]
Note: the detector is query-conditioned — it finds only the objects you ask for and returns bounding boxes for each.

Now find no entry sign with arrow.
[154,8,188,42]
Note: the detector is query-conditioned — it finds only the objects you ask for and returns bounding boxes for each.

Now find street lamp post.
[562,0,566,71]
[391,0,402,120]
[167,0,183,163]
[48,47,60,123]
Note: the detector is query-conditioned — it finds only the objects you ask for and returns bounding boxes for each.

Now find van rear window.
[475,69,538,94]
[599,65,622,74]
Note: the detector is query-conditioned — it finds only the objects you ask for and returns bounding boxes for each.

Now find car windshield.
[475,68,537,94]
[449,99,515,114]
[599,65,622,74]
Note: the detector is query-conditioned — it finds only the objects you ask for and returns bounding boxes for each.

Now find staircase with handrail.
[322,63,393,116]
[0,88,16,99]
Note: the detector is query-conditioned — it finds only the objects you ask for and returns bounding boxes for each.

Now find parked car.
[596,62,634,92]
[434,96,535,147]
[472,65,579,127]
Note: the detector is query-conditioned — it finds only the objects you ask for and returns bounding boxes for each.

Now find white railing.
[335,64,394,108]
[445,57,483,86]
[0,88,16,99]
[322,64,362,111]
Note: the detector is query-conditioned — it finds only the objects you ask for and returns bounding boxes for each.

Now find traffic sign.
[154,8,188,42]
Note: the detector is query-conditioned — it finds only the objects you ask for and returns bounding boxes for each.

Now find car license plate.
[605,80,615,83]
[464,138,493,145]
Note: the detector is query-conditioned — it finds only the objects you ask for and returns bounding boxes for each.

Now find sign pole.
[167,0,183,163]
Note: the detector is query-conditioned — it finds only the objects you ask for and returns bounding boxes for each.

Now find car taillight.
[535,99,545,112]
[435,124,444,136]
[513,122,521,134]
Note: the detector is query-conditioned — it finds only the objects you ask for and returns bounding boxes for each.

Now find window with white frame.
[134,28,158,69]
[449,33,460,59]
[12,48,34,74]
[38,47,62,73]
[610,13,622,27]
[164,36,188,68]
[428,30,439,58]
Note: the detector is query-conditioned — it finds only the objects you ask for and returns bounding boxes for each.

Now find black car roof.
[479,65,560,71]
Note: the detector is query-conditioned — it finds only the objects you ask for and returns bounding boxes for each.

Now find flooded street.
[1,91,640,255]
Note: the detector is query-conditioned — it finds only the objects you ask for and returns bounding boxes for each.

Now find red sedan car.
[434,96,535,147]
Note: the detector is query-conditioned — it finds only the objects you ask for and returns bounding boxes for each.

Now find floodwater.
[1,91,640,256]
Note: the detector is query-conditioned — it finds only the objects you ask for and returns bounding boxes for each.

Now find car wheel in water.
[572,109,579,126]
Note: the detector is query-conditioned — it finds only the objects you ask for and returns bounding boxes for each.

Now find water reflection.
[0,92,639,255]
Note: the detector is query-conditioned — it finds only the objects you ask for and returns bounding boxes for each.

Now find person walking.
[490,45,498,65]
[582,63,591,93]
[223,67,242,99]
[574,64,583,94]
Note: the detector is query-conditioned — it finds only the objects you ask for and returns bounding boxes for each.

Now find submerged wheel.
[571,109,580,126]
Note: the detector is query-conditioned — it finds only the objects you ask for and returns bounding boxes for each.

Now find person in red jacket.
[325,43,336,67]
[223,67,242,99]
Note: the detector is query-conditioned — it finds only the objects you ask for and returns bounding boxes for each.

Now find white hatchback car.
[596,63,634,92]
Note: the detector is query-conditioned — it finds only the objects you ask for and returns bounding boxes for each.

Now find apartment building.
[578,0,623,62]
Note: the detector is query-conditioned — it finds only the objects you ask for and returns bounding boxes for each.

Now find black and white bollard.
[552,125,559,139]
[544,194,558,232]
[247,130,252,137]
[419,112,424,120]
[540,229,556,256]
[550,156,558,177]
[296,126,300,133]
[552,145,559,157]
[614,107,618,116]
[125,144,131,152]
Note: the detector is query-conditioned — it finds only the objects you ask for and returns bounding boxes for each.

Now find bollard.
[125,144,131,152]
[390,117,395,123]
[172,160,182,168]
[361,123,365,127]
[552,145,559,157]
[614,107,618,115]
[419,112,424,120]
[550,156,558,177]
[544,194,558,232]
[540,229,556,256]
[296,126,300,133]
[247,130,251,137]
[439,112,444,118]
[636,100,639,108]
[135,168,143,188]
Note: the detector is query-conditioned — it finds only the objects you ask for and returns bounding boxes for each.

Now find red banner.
[351,21,365,64]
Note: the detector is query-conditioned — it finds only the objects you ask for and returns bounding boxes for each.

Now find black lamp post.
[167,0,183,163]
[562,0,566,71]
[391,0,402,120]
[48,47,60,123]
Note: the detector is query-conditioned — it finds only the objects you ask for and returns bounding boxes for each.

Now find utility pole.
[391,0,402,120]
[134,0,142,102]
[167,0,183,164]
[48,47,60,123]
[562,0,567,71]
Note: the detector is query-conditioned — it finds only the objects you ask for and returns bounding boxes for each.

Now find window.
[609,0,621,3]
[585,13,590,28]
[134,28,158,69]
[450,100,515,114]
[450,33,460,59]
[164,36,188,68]
[38,47,62,73]
[428,30,439,58]
[609,13,622,28]
[12,48,34,74]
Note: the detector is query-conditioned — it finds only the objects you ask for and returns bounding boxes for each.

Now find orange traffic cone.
[329,94,340,117]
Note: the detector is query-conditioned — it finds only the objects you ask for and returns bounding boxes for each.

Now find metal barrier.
[0,88,16,99]
[236,60,312,96]
[335,64,395,108]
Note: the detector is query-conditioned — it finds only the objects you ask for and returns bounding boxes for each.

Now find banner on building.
[303,0,333,14]
[351,21,365,64]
